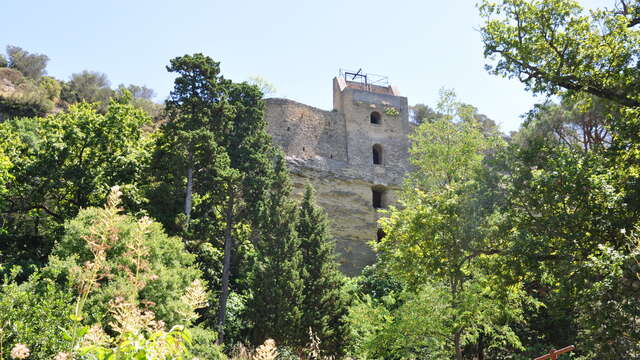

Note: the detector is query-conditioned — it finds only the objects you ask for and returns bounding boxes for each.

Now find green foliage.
[356,262,404,301]
[78,326,192,360]
[247,76,276,96]
[188,327,227,360]
[0,68,54,119]
[0,100,151,269]
[476,2,640,356]
[61,70,114,109]
[350,282,528,360]
[297,185,349,356]
[383,106,400,117]
[6,45,49,80]
[0,54,7,68]
[38,76,62,101]
[479,0,640,107]
[46,202,204,326]
[248,155,304,346]
[0,268,74,360]
[373,90,530,359]
[406,89,500,190]
[409,103,439,124]
[0,92,52,119]
[0,126,14,197]
[573,227,640,360]
[115,85,163,120]
[149,54,278,345]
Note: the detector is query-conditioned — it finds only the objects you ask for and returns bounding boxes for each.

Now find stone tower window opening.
[372,186,387,209]
[377,228,386,242]
[370,111,381,124]
[373,144,383,165]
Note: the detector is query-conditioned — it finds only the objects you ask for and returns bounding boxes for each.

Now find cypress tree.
[248,154,305,346]
[297,184,349,356]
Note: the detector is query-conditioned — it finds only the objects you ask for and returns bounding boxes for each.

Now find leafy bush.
[0,268,74,360]
[188,326,227,360]
[38,76,62,101]
[45,187,206,327]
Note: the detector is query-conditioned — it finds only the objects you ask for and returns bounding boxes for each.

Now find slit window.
[377,228,386,242]
[373,144,383,165]
[370,111,381,124]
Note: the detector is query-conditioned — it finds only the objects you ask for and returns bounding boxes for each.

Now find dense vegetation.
[2,0,640,358]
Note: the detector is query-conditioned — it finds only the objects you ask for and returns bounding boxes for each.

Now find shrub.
[0,268,74,360]
[45,186,206,327]
[38,76,62,101]
[188,327,227,360]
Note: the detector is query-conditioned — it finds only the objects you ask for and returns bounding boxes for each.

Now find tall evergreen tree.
[148,54,275,344]
[297,184,349,356]
[247,155,304,346]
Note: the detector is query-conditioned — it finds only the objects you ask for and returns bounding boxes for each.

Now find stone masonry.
[264,76,413,275]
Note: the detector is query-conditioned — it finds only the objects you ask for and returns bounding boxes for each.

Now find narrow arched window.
[370,111,381,124]
[377,228,386,242]
[372,186,386,209]
[372,144,383,165]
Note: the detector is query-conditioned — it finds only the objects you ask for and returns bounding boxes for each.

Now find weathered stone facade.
[264,77,413,275]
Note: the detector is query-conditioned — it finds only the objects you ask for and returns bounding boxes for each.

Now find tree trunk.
[216,191,235,345]
[454,331,463,360]
[478,331,485,360]
[184,150,194,225]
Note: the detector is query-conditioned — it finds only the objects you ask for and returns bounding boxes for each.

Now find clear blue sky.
[3,0,611,132]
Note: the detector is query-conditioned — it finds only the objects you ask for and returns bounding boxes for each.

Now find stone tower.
[264,70,413,275]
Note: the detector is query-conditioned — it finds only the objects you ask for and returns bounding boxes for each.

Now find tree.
[493,102,632,355]
[296,184,349,356]
[6,45,49,79]
[152,54,230,227]
[149,54,276,344]
[479,0,640,107]
[0,97,151,269]
[573,226,640,359]
[376,91,528,359]
[348,281,526,360]
[248,76,276,96]
[121,84,156,100]
[410,103,439,124]
[38,76,62,102]
[61,70,114,108]
[116,84,163,120]
[247,156,304,346]
[479,2,640,356]
[478,0,640,210]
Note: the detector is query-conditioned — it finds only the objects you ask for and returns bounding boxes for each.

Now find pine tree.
[297,184,349,356]
[248,154,305,346]
[148,54,275,344]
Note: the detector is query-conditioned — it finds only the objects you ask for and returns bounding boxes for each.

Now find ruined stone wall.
[264,79,412,275]
[265,98,347,162]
